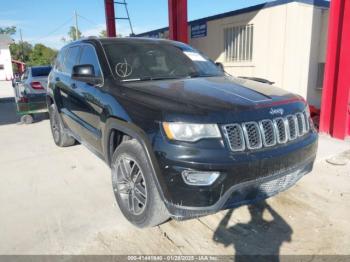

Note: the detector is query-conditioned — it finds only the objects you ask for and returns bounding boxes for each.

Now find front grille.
[223,111,310,151]
[224,164,310,209]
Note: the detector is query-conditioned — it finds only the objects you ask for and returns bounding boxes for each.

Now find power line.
[34,16,73,42]
[77,14,100,27]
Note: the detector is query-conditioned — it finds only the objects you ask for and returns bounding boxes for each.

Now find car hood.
[117,76,301,113]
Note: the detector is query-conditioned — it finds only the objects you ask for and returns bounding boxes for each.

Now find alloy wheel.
[113,156,147,215]
[51,111,60,142]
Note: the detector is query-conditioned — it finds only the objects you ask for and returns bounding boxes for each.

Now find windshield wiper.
[121,78,142,82]
[120,74,208,82]
[121,76,184,82]
[146,76,183,81]
[187,73,222,78]
[187,72,201,78]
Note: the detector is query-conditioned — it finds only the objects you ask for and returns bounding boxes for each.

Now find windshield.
[31,66,52,77]
[103,42,224,81]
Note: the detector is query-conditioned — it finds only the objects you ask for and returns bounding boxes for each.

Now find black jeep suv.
[47,37,318,227]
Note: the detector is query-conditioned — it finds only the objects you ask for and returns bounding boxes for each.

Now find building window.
[224,24,254,62]
[317,62,325,89]
[0,64,4,70]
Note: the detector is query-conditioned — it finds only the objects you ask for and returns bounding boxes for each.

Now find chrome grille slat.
[286,115,298,140]
[259,120,276,147]
[242,122,262,149]
[296,112,307,136]
[222,124,245,151]
[274,117,288,144]
[223,110,310,152]
[303,111,310,132]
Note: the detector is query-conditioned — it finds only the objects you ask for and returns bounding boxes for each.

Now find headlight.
[162,122,221,142]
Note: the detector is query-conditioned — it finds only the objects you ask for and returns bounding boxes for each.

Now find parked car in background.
[14,66,52,124]
[47,37,318,228]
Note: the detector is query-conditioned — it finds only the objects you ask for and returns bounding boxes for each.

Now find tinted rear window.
[31,66,52,77]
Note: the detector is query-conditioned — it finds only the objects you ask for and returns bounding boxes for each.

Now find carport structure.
[104,0,350,140]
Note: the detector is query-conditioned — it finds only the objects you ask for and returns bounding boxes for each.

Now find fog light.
[181,170,220,186]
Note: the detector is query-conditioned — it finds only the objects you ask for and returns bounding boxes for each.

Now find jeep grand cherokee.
[47,37,318,228]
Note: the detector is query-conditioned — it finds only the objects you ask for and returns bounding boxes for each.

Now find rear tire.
[111,139,169,228]
[49,104,76,147]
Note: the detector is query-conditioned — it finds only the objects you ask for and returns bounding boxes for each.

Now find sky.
[0,0,271,50]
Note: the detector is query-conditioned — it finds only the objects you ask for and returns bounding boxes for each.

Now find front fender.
[103,118,171,204]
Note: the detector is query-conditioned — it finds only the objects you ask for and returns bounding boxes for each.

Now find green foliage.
[10,41,33,62]
[10,41,57,67]
[99,30,107,37]
[27,44,57,66]
[67,26,82,41]
[0,26,16,35]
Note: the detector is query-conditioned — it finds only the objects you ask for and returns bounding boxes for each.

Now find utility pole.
[74,10,79,40]
[19,28,24,61]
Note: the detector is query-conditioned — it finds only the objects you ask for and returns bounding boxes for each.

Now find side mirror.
[72,64,102,85]
[215,62,224,72]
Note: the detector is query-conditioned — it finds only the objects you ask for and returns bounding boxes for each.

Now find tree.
[0,26,16,35]
[67,26,82,41]
[10,41,57,70]
[28,44,57,66]
[99,29,124,38]
[99,30,107,37]
[9,41,33,62]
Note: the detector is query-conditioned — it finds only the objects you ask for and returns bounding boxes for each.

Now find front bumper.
[152,132,318,219]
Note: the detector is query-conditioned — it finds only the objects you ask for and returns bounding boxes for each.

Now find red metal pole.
[332,0,350,139]
[19,64,25,74]
[105,0,116,37]
[319,0,350,139]
[168,0,188,43]
[168,0,176,40]
[319,0,343,134]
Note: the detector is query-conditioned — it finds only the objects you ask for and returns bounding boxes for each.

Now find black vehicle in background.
[47,37,318,228]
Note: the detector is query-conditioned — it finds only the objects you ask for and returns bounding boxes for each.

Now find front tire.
[49,104,76,147]
[111,139,169,228]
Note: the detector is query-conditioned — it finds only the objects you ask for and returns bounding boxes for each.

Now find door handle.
[71,83,77,89]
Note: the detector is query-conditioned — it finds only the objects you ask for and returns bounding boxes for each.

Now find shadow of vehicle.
[0,98,48,126]
[213,199,292,262]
